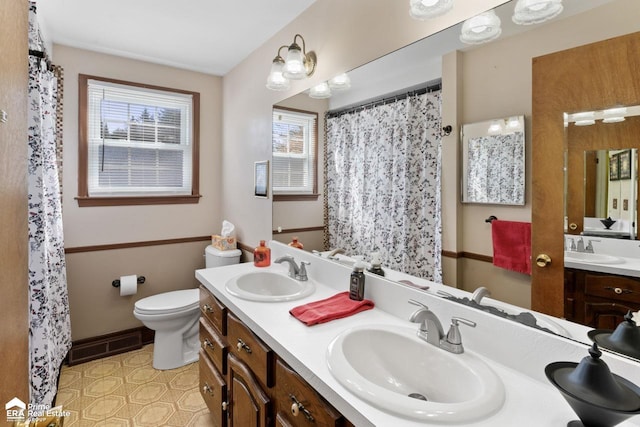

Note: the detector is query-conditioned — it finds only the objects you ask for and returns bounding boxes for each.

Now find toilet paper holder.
[112,276,146,288]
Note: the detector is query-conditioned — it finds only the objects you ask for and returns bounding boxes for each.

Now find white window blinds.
[86,79,193,196]
[272,109,317,194]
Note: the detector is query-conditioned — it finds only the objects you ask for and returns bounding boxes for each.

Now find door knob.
[535,254,552,267]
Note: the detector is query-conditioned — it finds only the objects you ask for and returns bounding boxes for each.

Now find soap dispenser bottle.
[288,236,304,249]
[367,251,385,277]
[253,240,271,267]
[349,261,366,301]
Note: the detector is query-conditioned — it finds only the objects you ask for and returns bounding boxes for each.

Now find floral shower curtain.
[325,90,442,281]
[28,3,72,407]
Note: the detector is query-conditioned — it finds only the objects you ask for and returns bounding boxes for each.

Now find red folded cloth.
[289,292,374,326]
[491,219,531,275]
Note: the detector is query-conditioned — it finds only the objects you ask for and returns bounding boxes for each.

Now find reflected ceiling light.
[602,107,627,123]
[409,0,454,20]
[309,82,332,99]
[328,73,351,91]
[512,0,563,25]
[460,10,502,45]
[266,45,291,91]
[488,120,503,135]
[282,34,316,80]
[506,116,523,132]
[572,111,595,126]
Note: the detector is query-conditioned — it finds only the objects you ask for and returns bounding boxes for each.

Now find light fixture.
[328,73,351,91]
[602,107,627,123]
[460,10,502,45]
[571,111,595,126]
[488,120,503,135]
[282,34,316,80]
[506,116,523,132]
[512,0,563,25]
[309,82,332,99]
[266,45,291,91]
[409,0,454,20]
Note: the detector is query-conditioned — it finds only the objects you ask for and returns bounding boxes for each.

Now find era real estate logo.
[5,397,26,422]
[5,397,70,423]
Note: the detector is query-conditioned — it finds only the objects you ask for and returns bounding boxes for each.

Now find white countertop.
[196,241,640,427]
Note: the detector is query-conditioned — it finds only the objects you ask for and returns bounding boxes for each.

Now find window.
[77,75,200,206]
[272,108,318,200]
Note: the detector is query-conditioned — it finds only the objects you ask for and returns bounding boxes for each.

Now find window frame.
[77,74,201,207]
[272,106,319,202]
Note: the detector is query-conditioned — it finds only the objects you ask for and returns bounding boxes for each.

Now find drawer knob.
[203,338,214,349]
[222,401,228,411]
[237,338,252,354]
[604,286,632,295]
[203,304,214,313]
[289,394,314,422]
[202,383,214,396]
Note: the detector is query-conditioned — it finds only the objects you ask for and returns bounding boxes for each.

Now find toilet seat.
[134,289,199,316]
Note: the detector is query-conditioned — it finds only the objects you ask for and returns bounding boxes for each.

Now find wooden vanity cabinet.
[564,269,640,329]
[200,286,352,427]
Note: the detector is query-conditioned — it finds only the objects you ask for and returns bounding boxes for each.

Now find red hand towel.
[289,292,374,326]
[491,220,531,275]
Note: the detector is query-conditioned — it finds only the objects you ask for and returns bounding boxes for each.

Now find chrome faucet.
[471,286,491,304]
[275,256,310,281]
[585,239,599,253]
[408,300,476,354]
[327,248,346,257]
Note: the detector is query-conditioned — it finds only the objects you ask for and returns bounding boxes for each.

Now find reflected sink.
[225,271,315,302]
[484,300,571,336]
[327,324,505,422]
[565,251,625,265]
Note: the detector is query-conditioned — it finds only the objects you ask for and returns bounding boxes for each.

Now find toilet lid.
[134,289,199,315]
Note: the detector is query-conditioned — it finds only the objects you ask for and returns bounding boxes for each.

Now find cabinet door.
[200,350,228,427]
[228,352,271,427]
[585,302,636,329]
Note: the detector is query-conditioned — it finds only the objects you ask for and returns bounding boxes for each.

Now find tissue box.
[211,235,237,251]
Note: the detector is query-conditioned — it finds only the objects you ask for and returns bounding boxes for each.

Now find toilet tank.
[205,245,241,268]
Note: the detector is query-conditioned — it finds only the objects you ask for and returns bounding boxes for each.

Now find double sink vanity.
[196,241,640,426]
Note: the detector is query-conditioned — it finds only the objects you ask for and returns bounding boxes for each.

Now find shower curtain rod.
[326,80,441,119]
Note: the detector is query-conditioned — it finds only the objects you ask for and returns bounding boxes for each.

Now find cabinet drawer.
[584,274,640,304]
[227,312,274,388]
[200,318,228,374]
[200,285,227,335]
[275,359,343,427]
[200,349,228,427]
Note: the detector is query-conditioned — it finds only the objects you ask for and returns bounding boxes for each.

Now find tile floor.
[55,345,216,426]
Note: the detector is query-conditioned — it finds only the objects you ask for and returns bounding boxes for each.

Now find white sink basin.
[327,324,505,423]
[225,271,315,302]
[565,251,625,265]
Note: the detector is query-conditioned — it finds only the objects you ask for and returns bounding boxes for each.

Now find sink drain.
[408,393,428,401]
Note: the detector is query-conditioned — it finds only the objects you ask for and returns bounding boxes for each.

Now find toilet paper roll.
[119,275,138,296]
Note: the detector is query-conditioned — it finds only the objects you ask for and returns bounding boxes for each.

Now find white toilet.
[133,245,241,370]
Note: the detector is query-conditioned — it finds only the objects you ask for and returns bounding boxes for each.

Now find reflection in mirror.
[461,115,525,205]
[582,149,637,239]
[272,0,640,354]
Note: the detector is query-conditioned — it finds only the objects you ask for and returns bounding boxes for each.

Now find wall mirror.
[272,0,640,357]
[461,115,525,205]
[565,108,640,240]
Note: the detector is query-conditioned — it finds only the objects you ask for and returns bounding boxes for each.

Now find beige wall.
[54,45,223,339]
[455,0,640,306]
[0,0,29,407]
